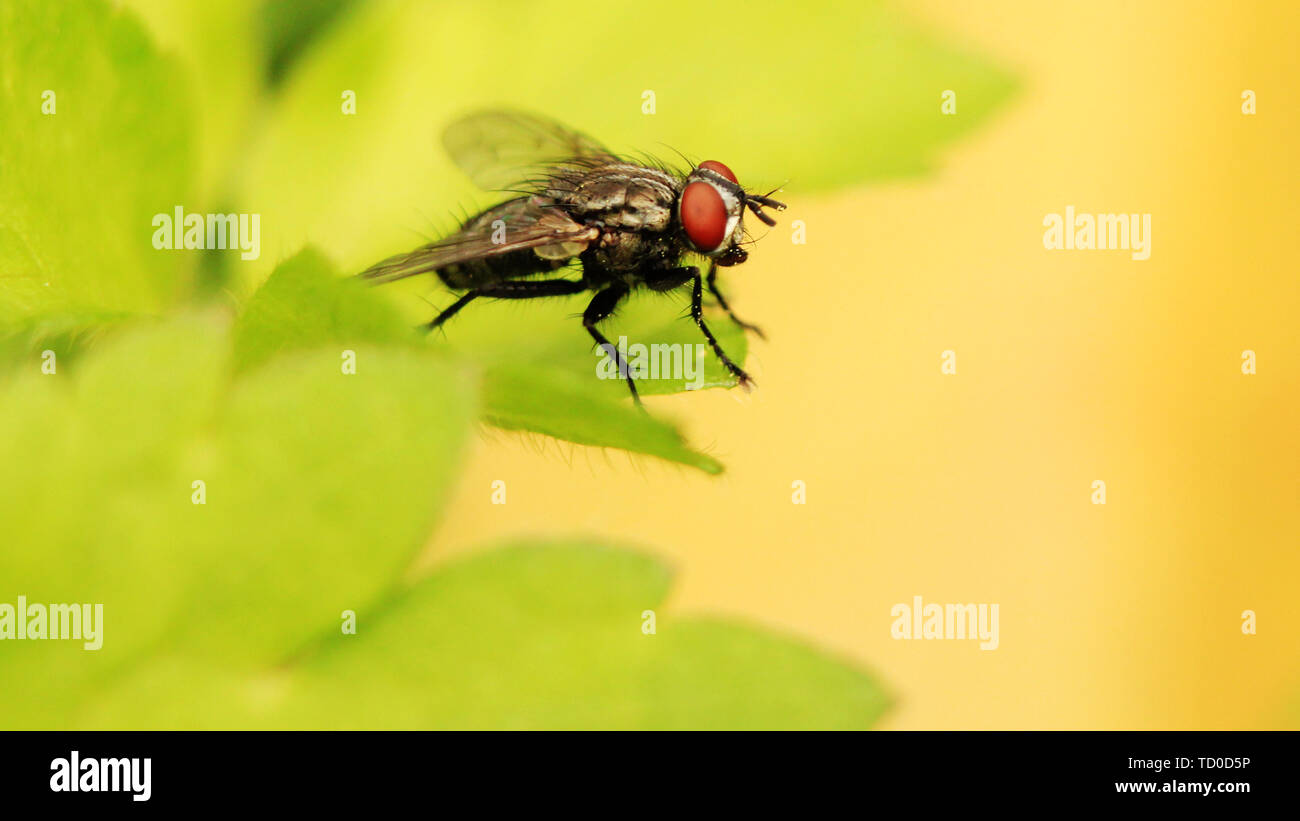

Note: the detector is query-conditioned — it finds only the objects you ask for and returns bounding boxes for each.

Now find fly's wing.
[358,196,599,285]
[442,110,618,191]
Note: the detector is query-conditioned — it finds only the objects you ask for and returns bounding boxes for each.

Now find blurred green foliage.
[0,0,194,327]
[0,0,1016,727]
[79,543,891,729]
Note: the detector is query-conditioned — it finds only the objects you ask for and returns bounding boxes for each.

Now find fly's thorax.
[547,164,679,232]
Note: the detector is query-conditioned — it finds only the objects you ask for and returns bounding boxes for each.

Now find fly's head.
[677,160,786,267]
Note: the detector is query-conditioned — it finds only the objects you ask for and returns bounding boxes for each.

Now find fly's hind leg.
[582,284,640,405]
[425,277,586,331]
[426,292,476,331]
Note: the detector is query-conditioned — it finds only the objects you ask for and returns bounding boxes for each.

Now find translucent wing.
[442,109,618,191]
[358,196,599,285]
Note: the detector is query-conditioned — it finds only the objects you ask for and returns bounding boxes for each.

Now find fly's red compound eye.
[680,181,728,252]
[698,160,737,184]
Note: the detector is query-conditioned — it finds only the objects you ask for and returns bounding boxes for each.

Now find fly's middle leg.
[582,284,640,405]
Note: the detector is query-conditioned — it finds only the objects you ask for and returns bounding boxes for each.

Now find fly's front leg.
[582,284,640,405]
[425,277,585,331]
[690,270,754,390]
[706,261,766,339]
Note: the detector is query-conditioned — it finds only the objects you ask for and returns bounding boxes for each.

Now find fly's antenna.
[744,195,785,226]
[743,183,787,226]
[745,199,778,226]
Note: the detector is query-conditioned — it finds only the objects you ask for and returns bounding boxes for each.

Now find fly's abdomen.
[434,197,572,289]
[436,250,565,289]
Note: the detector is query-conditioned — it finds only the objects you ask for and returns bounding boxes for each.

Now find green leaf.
[177,344,477,665]
[0,317,477,726]
[0,0,196,332]
[415,284,744,471]
[80,541,892,729]
[231,0,1017,291]
[119,0,262,205]
[232,246,415,372]
[462,294,745,472]
[483,363,724,474]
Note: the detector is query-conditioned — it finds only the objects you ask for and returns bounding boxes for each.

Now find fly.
[358,110,786,405]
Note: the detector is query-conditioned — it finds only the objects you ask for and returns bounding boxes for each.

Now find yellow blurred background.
[424,0,1300,728]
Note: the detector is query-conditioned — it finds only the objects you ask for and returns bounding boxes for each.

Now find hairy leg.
[582,284,639,404]
[426,278,586,330]
[691,271,754,389]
